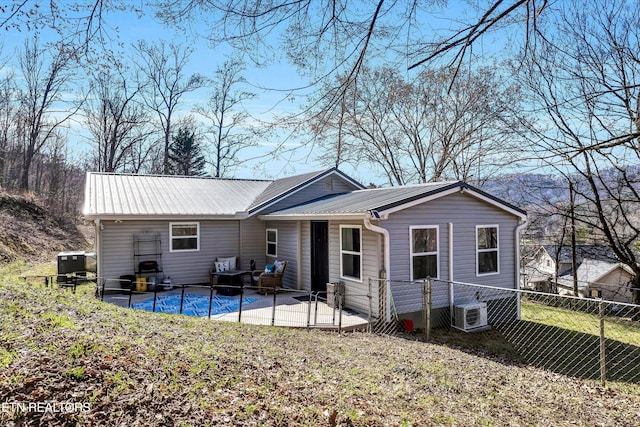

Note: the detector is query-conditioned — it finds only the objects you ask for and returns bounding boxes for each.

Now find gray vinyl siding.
[100,219,241,285]
[327,220,382,315]
[383,192,521,311]
[299,221,311,291]
[259,176,360,215]
[264,220,299,289]
[240,216,268,270]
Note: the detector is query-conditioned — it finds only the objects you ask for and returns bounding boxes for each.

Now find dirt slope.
[0,192,91,262]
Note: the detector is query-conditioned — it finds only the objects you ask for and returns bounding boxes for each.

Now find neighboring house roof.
[262,181,527,220]
[543,244,617,265]
[83,168,364,220]
[556,258,633,290]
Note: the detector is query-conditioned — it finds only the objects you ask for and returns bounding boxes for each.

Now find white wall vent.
[453,302,488,332]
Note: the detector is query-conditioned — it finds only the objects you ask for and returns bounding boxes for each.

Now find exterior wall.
[522,248,556,292]
[263,220,300,289]
[382,192,522,311]
[586,267,634,303]
[98,174,360,289]
[100,219,241,285]
[327,220,382,315]
[300,221,311,291]
[240,216,268,270]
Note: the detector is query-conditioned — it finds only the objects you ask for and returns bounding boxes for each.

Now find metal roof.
[262,181,459,217]
[84,171,527,221]
[262,181,527,219]
[83,173,272,219]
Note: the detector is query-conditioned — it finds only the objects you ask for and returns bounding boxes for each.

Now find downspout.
[297,220,302,290]
[449,222,454,326]
[515,218,528,320]
[94,219,102,281]
[364,212,391,322]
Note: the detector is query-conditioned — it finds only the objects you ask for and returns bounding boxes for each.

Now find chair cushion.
[217,257,237,269]
[264,264,275,273]
[274,260,285,273]
[215,261,230,272]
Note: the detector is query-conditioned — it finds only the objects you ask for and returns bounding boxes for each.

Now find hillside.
[1,192,639,425]
[1,268,639,426]
[0,192,91,262]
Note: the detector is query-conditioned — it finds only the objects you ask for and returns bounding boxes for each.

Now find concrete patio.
[100,283,370,331]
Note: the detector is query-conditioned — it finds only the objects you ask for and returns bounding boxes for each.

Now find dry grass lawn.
[1,262,639,426]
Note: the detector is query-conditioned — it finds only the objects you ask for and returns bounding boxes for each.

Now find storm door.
[310,221,329,293]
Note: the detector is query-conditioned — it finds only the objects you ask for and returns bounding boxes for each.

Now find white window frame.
[410,225,439,281]
[476,224,499,276]
[340,224,363,282]
[266,228,278,257]
[169,222,200,253]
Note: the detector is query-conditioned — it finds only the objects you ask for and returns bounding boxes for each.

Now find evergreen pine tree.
[168,127,207,176]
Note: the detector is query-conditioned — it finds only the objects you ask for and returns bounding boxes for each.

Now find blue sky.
[1,1,511,185]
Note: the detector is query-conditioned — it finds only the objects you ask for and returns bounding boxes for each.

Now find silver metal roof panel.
[84,173,272,218]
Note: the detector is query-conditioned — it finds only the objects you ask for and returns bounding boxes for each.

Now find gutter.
[364,211,391,323]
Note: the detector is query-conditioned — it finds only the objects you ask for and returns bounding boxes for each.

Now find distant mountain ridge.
[482,165,640,210]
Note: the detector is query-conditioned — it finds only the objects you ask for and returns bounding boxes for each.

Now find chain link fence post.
[307,290,313,329]
[423,278,432,341]
[599,300,606,387]
[367,278,373,333]
[271,290,277,326]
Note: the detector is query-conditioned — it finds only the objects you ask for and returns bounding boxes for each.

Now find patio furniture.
[252,260,287,294]
[212,270,248,296]
[209,256,240,285]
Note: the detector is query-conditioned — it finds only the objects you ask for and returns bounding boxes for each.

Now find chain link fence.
[373,277,640,385]
[28,273,640,385]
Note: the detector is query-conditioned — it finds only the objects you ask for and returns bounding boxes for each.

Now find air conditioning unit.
[453,302,488,332]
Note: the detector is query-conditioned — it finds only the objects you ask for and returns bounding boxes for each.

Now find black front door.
[311,221,329,293]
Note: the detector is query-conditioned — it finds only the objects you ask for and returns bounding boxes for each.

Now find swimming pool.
[131,293,256,317]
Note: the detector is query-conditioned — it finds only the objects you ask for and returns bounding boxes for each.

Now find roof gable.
[247,168,365,215]
[262,181,527,220]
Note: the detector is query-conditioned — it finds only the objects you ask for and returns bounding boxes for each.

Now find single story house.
[521,244,620,294]
[556,258,634,303]
[83,168,528,322]
[521,245,557,292]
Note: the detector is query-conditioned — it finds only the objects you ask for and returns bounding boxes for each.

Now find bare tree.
[309,65,522,185]
[135,40,207,174]
[15,37,80,192]
[4,2,550,80]
[0,66,19,189]
[193,58,257,178]
[156,1,548,79]
[1,1,141,55]
[84,67,151,172]
[516,0,640,301]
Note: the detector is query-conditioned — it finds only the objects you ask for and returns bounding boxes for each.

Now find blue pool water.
[131,293,256,317]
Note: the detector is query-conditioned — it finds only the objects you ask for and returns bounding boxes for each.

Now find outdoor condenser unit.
[57,251,97,282]
[453,302,488,332]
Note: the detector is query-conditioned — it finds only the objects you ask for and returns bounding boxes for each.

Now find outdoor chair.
[252,260,287,294]
[209,256,239,286]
